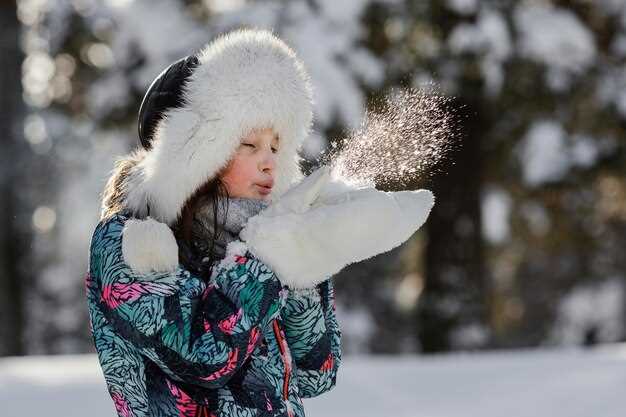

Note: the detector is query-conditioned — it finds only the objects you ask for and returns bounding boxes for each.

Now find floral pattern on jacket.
[86,213,341,417]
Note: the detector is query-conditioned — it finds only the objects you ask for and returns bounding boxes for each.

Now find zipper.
[272,319,294,417]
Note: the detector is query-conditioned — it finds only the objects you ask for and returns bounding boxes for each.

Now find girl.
[86,28,434,417]
[87,28,337,417]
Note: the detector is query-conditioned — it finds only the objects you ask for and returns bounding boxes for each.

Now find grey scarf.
[186,194,321,296]
[189,195,270,261]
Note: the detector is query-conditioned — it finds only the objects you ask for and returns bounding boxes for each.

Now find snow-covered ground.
[1,344,624,417]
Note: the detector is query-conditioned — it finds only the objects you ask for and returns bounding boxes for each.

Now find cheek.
[220,157,255,192]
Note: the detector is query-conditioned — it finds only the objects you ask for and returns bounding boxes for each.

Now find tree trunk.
[0,1,27,357]
[417,96,489,352]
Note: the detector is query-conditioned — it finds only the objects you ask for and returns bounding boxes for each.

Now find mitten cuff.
[122,217,179,274]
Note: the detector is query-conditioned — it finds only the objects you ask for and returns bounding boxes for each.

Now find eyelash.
[243,143,278,153]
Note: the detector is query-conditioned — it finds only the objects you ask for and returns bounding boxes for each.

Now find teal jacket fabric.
[86,213,342,417]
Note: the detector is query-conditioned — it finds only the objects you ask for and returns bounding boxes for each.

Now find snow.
[301,130,327,160]
[86,73,130,116]
[316,0,364,22]
[446,0,478,16]
[514,4,596,72]
[517,120,570,186]
[570,134,600,169]
[518,122,566,187]
[2,346,626,417]
[514,4,596,90]
[283,0,379,128]
[517,120,612,187]
[448,9,511,95]
[596,67,626,119]
[205,0,246,14]
[481,186,512,244]
[550,278,625,345]
[342,47,386,87]
[449,322,490,349]
[287,13,365,128]
[108,0,207,88]
[334,304,376,354]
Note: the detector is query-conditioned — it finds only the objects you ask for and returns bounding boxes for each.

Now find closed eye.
[243,142,278,153]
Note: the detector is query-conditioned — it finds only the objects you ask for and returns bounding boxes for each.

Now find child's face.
[219,127,279,201]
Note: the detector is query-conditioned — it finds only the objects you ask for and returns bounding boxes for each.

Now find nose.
[259,149,276,174]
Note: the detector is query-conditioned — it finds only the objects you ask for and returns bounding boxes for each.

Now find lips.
[255,181,273,194]
[256,180,274,189]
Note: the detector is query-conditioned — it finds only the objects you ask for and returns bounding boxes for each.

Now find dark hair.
[171,177,231,281]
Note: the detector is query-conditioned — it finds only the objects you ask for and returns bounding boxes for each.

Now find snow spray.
[317,86,460,190]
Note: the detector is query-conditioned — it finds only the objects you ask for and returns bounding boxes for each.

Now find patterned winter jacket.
[86,212,342,417]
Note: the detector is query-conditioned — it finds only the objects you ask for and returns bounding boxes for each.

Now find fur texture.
[121,217,179,273]
[241,186,436,289]
[123,28,313,224]
[209,240,250,283]
[100,148,148,221]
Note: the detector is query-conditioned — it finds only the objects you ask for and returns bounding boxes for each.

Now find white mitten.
[121,217,179,274]
[240,166,435,289]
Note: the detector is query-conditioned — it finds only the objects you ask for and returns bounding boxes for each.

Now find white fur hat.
[124,27,314,225]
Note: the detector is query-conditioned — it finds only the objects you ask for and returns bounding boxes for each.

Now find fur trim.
[100,148,148,221]
[121,217,179,274]
[209,240,250,283]
[124,28,312,224]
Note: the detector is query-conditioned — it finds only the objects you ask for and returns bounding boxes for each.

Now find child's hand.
[260,164,332,216]
[240,166,435,289]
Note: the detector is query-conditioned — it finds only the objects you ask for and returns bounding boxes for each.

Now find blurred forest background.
[1,0,625,358]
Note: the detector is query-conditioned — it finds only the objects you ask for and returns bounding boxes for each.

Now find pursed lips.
[255,178,273,187]
[255,180,273,194]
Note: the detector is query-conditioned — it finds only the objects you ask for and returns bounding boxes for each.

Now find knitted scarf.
[179,195,269,274]
[180,194,321,297]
